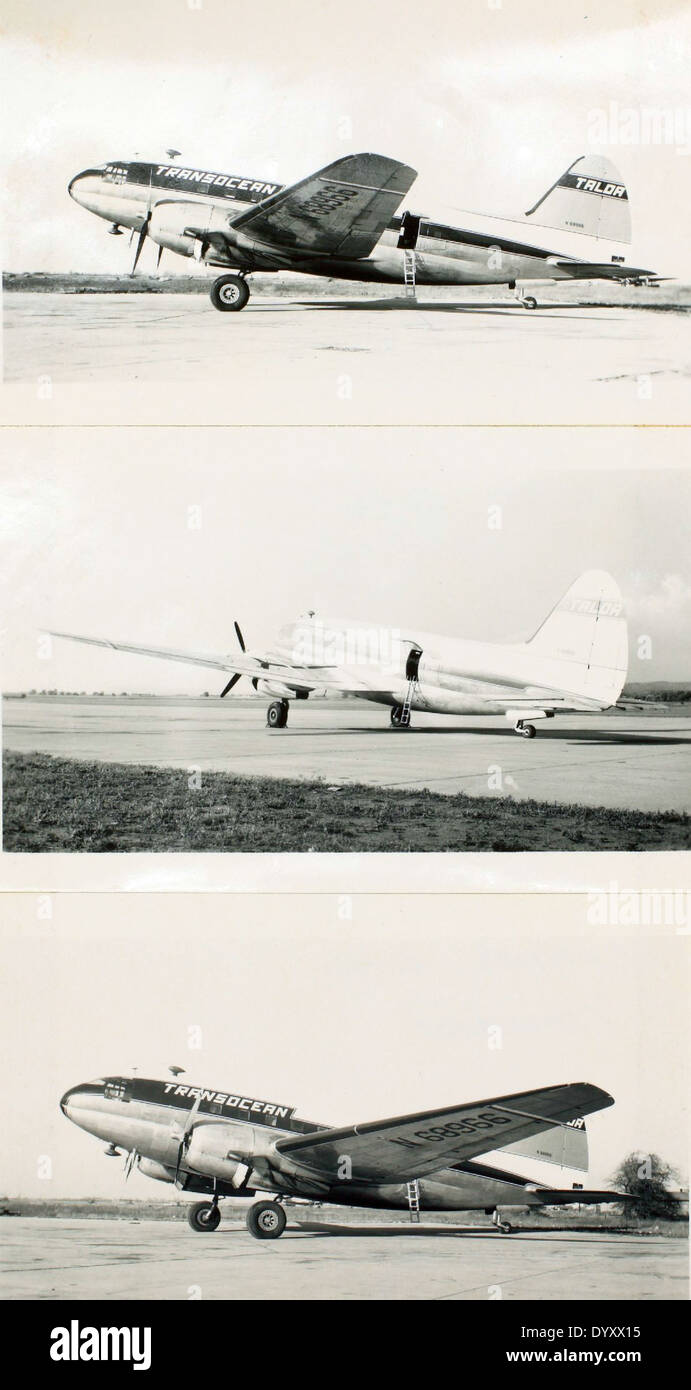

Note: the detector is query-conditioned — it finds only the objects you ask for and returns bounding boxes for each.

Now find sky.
[2,892,687,1198]
[1,426,690,689]
[2,0,691,274]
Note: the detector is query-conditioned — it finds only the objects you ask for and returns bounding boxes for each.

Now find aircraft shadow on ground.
[267,299,611,319]
[263,1223,651,1245]
[275,724,691,746]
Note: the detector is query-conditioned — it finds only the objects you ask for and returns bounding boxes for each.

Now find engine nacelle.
[184,1122,257,1185]
[254,678,297,699]
[137,1157,175,1184]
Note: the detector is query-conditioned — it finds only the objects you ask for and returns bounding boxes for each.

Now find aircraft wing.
[228,153,417,259]
[47,630,398,698]
[275,1083,614,1185]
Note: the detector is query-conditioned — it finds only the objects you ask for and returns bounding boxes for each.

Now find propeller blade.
[124,1149,138,1182]
[220,672,241,698]
[131,219,149,275]
[174,1092,203,1186]
[234,621,246,652]
[156,244,164,270]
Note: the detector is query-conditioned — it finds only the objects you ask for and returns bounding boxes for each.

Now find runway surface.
[1,1218,684,1301]
[4,697,690,812]
[3,293,689,425]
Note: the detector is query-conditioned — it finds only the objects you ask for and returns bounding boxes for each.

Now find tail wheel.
[188,1201,221,1232]
[267,700,289,729]
[522,296,538,310]
[246,1201,287,1240]
[521,723,536,739]
[499,1221,513,1233]
[210,275,250,312]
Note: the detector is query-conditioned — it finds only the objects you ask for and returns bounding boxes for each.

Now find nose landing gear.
[210,273,251,312]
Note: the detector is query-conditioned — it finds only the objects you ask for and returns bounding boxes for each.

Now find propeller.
[174,1092,203,1186]
[219,621,247,698]
[131,215,150,275]
[124,1148,139,1182]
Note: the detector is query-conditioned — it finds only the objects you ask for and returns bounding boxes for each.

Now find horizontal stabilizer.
[526,155,631,242]
[553,260,660,283]
[530,1188,629,1206]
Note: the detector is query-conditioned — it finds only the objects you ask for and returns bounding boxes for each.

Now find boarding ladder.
[406,1179,421,1224]
[403,248,417,297]
[400,675,417,726]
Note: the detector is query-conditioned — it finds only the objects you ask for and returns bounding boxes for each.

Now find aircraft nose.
[68,170,93,203]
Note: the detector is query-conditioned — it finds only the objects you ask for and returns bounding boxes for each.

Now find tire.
[246,1201,286,1240]
[267,700,288,729]
[188,1201,221,1232]
[523,296,538,310]
[210,275,250,312]
[390,705,410,728]
[499,1221,513,1234]
[521,723,536,739]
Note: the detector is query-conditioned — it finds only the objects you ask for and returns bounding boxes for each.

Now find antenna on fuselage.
[168,1065,186,1076]
[166,148,181,160]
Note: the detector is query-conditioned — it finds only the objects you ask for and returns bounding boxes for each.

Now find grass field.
[4,751,690,851]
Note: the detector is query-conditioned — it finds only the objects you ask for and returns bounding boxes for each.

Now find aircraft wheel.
[522,296,538,310]
[521,723,536,739]
[267,700,289,729]
[499,1220,513,1233]
[188,1201,221,1232]
[210,274,250,312]
[390,705,410,729]
[246,1201,286,1240]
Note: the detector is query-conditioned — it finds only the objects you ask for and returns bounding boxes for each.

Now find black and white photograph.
[1,893,688,1303]
[2,0,690,426]
[1,0,689,1357]
[2,428,690,853]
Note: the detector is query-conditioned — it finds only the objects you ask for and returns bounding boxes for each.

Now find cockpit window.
[102,163,128,185]
[104,1078,131,1101]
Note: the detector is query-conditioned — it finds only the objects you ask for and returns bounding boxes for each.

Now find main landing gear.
[246,1201,287,1240]
[210,273,251,312]
[266,699,289,729]
[188,1199,221,1232]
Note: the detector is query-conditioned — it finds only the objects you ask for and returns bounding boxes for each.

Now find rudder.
[527,570,628,707]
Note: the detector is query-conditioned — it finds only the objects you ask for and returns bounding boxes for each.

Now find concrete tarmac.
[4,697,691,812]
[0,1217,685,1301]
[3,292,690,425]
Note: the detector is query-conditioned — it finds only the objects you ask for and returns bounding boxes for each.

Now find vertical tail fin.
[526,155,631,243]
[527,570,628,707]
[502,1116,589,1172]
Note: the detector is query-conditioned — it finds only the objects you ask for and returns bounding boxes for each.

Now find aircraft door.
[398,212,422,250]
[405,647,422,681]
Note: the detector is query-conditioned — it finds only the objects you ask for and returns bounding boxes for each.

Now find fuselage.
[68,158,587,287]
[60,1075,569,1213]
[267,613,623,715]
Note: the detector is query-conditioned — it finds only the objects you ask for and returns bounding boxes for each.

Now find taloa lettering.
[573,177,626,198]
